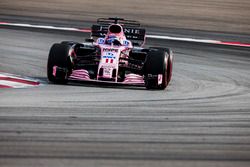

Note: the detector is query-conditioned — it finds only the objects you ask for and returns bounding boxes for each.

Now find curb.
[0,73,40,88]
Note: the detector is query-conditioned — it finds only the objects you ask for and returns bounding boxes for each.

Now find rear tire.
[47,43,71,84]
[144,48,172,90]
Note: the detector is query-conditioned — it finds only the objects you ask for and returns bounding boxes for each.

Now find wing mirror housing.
[85,38,95,43]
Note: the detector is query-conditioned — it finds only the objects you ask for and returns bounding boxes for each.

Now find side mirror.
[132,42,140,47]
[85,38,94,43]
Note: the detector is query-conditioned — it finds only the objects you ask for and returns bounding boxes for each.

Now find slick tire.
[61,41,76,46]
[144,48,173,90]
[47,43,71,84]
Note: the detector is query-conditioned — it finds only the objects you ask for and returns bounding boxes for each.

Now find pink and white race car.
[47,18,173,89]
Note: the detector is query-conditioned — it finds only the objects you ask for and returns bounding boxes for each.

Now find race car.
[47,17,173,89]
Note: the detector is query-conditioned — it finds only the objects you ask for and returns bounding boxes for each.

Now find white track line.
[0,22,90,32]
[146,35,220,43]
[0,22,250,47]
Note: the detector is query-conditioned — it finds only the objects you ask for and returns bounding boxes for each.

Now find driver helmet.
[106,34,121,45]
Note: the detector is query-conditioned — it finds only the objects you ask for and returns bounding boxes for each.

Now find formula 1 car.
[47,18,173,89]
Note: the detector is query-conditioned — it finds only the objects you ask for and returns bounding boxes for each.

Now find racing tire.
[47,43,72,84]
[144,48,172,90]
[61,41,76,46]
[167,51,173,85]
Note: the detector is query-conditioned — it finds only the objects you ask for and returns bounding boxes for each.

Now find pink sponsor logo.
[158,74,163,85]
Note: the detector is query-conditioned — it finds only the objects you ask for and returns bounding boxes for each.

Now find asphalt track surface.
[1,0,250,166]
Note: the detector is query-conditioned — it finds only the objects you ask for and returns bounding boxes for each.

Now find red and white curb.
[0,73,40,88]
[1,21,250,47]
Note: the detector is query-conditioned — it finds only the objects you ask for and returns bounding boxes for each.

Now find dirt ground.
[0,0,250,34]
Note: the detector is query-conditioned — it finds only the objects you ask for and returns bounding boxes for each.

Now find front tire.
[144,48,172,90]
[47,43,72,84]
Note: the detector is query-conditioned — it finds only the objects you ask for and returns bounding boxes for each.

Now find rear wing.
[97,17,140,27]
[91,18,146,46]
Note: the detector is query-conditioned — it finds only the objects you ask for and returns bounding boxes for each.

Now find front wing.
[68,69,145,86]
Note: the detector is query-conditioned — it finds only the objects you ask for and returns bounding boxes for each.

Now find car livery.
[47,17,173,89]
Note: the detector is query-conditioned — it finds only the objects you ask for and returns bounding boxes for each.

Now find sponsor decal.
[103,48,118,52]
[123,40,130,46]
[102,55,115,59]
[147,74,158,78]
[104,68,111,75]
[97,38,105,44]
[158,74,163,85]
[102,52,116,60]
[124,28,141,34]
